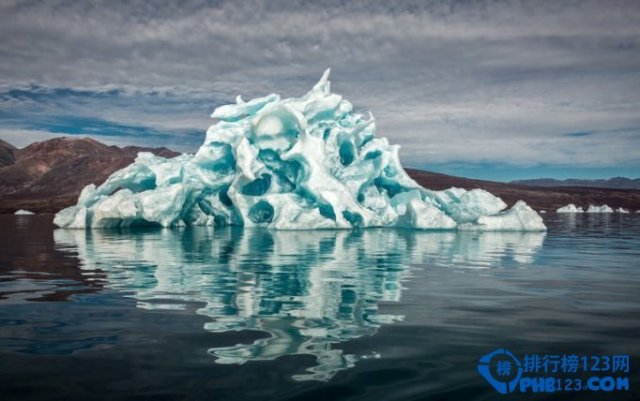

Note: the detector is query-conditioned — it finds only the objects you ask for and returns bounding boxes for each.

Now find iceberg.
[616,207,630,213]
[54,70,545,231]
[556,204,584,213]
[14,209,35,215]
[586,205,614,213]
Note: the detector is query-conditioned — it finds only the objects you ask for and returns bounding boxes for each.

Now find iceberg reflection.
[54,227,544,380]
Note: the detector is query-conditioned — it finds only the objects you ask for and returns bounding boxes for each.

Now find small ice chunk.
[615,207,630,213]
[14,209,35,215]
[556,204,584,213]
[586,205,614,213]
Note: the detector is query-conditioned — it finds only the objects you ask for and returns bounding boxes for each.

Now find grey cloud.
[0,0,639,170]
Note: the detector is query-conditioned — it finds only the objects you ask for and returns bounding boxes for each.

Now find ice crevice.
[54,69,546,231]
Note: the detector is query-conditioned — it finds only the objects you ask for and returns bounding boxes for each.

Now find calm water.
[1,214,639,401]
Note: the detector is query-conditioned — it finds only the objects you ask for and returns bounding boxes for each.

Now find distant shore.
[1,137,639,214]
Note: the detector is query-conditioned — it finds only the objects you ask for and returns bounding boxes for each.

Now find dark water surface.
[1,214,639,401]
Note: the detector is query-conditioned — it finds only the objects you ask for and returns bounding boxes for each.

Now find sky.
[1,0,639,182]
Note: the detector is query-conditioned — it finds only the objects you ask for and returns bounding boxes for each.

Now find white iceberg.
[14,209,35,215]
[556,204,584,213]
[54,70,545,232]
[616,207,630,213]
[586,205,614,213]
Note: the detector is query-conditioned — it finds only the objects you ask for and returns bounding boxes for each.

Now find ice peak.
[312,68,332,94]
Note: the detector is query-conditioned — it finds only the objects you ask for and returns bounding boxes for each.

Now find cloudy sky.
[1,0,639,181]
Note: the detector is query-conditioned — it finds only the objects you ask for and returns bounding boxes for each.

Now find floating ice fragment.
[586,205,614,213]
[556,204,584,213]
[14,209,35,215]
[55,70,545,231]
[615,207,630,213]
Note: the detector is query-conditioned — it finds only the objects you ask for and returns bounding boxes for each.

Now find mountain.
[0,137,639,214]
[512,177,640,190]
[0,139,17,167]
[0,137,178,213]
